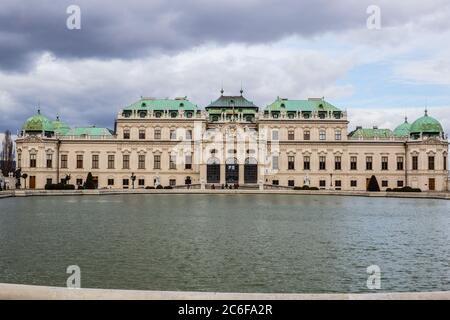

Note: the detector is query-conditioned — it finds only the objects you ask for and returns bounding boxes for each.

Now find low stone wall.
[3,189,450,200]
[0,283,448,300]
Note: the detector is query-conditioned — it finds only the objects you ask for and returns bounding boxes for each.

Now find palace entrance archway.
[225,157,239,184]
[244,157,257,184]
[206,157,220,183]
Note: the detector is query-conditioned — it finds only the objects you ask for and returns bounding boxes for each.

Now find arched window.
[207,157,220,165]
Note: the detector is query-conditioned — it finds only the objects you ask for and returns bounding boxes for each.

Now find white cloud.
[348,106,450,135]
[0,43,356,130]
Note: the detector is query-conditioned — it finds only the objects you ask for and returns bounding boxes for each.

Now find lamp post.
[131,172,136,189]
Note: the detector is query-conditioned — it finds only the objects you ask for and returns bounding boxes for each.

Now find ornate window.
[288,156,295,170]
[319,130,326,141]
[428,156,435,170]
[366,156,373,170]
[185,154,192,169]
[272,130,279,141]
[335,130,342,141]
[139,129,146,139]
[30,153,37,168]
[138,155,146,169]
[46,153,52,168]
[76,155,83,169]
[92,155,99,169]
[397,156,404,171]
[122,154,130,169]
[303,130,310,140]
[272,155,279,170]
[303,156,310,170]
[123,129,130,140]
[381,156,389,171]
[335,156,342,170]
[61,155,68,169]
[169,155,177,170]
[154,155,161,169]
[319,156,326,170]
[412,155,418,170]
[154,129,161,140]
[288,130,295,141]
[350,156,357,170]
[108,155,115,169]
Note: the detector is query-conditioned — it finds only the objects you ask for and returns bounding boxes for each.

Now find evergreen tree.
[84,172,96,189]
[0,130,14,176]
[367,175,380,192]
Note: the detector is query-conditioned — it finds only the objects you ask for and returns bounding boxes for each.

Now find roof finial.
[405,115,408,123]
[220,81,224,96]
[240,81,243,96]
[425,107,428,116]
[56,114,60,121]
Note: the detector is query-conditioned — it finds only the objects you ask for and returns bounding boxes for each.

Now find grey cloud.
[0,0,447,71]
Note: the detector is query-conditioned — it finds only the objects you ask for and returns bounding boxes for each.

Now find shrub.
[45,183,75,190]
[156,185,163,189]
[145,186,154,189]
[387,186,422,192]
[78,185,84,190]
[164,186,173,189]
[293,186,302,190]
[367,175,380,192]
[309,187,319,190]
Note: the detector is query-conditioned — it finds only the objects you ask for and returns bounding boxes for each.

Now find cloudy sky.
[0,0,450,139]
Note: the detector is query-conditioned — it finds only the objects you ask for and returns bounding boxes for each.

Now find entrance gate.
[244,157,257,183]
[226,157,239,184]
[207,157,220,183]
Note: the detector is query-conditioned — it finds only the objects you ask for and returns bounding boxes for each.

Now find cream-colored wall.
[16,114,448,191]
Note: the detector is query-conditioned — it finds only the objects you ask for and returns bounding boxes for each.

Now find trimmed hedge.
[163,186,173,189]
[293,185,319,190]
[387,186,422,192]
[145,186,155,189]
[156,185,163,189]
[45,183,76,190]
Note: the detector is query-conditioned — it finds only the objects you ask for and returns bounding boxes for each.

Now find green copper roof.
[22,111,54,132]
[349,128,394,139]
[393,119,411,137]
[410,112,443,134]
[52,116,71,135]
[62,127,113,136]
[266,97,341,112]
[206,95,258,110]
[123,98,198,111]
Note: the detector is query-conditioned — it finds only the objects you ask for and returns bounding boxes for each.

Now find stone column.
[220,164,225,185]
[239,164,245,186]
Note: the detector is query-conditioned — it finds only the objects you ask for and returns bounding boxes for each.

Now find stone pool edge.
[1,189,449,200]
[0,283,449,300]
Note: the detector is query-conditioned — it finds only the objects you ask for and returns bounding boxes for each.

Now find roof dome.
[52,116,70,134]
[22,110,54,132]
[410,110,443,134]
[393,117,411,137]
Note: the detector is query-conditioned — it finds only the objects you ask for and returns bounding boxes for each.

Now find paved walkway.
[0,283,449,300]
[2,189,449,200]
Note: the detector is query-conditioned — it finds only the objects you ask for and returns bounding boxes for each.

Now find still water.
[0,194,449,293]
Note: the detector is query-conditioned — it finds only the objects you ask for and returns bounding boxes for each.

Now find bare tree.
[1,130,14,176]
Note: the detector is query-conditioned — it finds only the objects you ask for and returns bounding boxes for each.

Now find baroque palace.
[15,91,449,191]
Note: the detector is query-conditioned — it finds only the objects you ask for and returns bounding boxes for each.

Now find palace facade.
[15,91,449,191]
